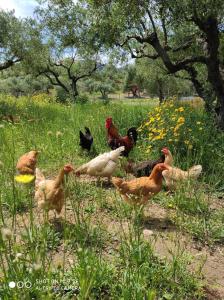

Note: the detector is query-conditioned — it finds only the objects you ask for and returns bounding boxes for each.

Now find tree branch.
[39,67,69,92]
[0,57,21,71]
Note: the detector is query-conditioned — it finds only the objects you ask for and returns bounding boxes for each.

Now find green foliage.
[75,94,89,104]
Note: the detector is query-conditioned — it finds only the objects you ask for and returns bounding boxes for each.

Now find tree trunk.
[71,80,79,100]
[100,89,108,99]
[157,78,164,104]
[195,17,224,128]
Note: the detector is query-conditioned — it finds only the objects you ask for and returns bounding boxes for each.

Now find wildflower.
[1,227,12,240]
[56,131,63,138]
[149,117,155,123]
[168,203,174,208]
[146,148,152,153]
[14,253,23,262]
[177,117,185,123]
[15,174,35,184]
[175,107,184,112]
[196,121,201,125]
[188,144,193,150]
[199,127,203,131]
[184,140,190,145]
[168,139,173,142]
[16,253,22,259]
[32,263,41,271]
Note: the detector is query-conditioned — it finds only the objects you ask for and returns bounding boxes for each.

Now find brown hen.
[34,164,74,218]
[16,150,39,175]
[112,163,168,205]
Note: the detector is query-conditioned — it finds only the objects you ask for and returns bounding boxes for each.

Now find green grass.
[0,94,223,299]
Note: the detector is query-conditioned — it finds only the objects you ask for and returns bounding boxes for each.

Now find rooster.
[16,150,39,175]
[79,127,93,151]
[161,147,202,190]
[105,117,138,157]
[123,154,165,177]
[35,164,74,218]
[75,146,124,182]
[112,163,168,205]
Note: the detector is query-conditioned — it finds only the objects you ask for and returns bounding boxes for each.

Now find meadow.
[0,94,224,299]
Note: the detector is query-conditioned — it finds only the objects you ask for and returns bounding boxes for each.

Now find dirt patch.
[142,203,224,299]
[3,193,224,299]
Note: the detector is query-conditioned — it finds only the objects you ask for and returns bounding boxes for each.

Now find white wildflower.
[56,131,63,138]
[32,263,41,271]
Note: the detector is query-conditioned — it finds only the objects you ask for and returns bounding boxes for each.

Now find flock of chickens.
[15,117,202,218]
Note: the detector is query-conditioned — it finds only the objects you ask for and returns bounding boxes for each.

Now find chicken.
[16,150,39,175]
[112,163,168,205]
[79,127,93,151]
[35,164,74,217]
[1,114,20,124]
[75,146,125,182]
[105,117,138,157]
[161,147,202,190]
[123,154,165,177]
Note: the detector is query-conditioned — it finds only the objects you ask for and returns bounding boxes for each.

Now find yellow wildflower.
[188,144,193,150]
[149,117,155,123]
[199,127,203,131]
[196,121,201,125]
[15,174,35,184]
[177,117,185,123]
[175,107,184,112]
[184,140,190,145]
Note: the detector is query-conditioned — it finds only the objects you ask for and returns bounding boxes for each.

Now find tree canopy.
[1,0,224,125]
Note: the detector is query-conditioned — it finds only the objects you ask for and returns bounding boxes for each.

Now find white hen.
[161,147,202,190]
[75,146,125,181]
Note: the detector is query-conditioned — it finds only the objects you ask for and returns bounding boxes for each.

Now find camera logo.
[8,281,32,289]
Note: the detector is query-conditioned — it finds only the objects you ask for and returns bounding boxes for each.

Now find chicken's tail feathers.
[112,177,123,188]
[85,127,91,135]
[35,168,45,187]
[127,127,138,143]
[79,130,84,139]
[188,165,202,178]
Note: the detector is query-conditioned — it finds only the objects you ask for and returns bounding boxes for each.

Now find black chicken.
[79,127,93,151]
[123,154,165,177]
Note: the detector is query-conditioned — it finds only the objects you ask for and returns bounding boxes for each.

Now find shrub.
[75,94,89,104]
[138,98,224,188]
